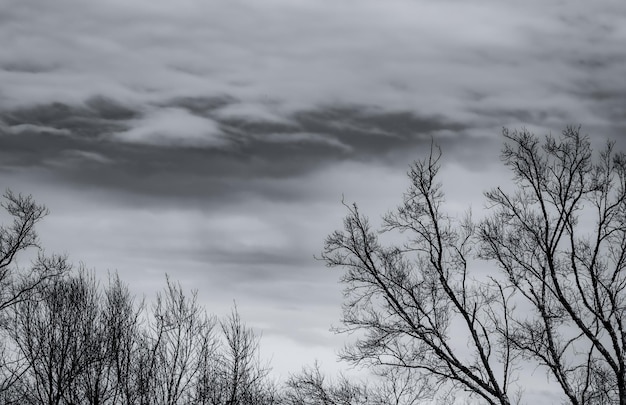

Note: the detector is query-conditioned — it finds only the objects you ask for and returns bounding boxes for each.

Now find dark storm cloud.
[0,98,478,205]
[0,97,136,139]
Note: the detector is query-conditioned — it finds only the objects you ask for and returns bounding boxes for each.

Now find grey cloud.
[0,98,482,206]
[0,0,623,162]
[1,61,59,74]
[160,95,238,116]
[2,0,623,131]
[1,97,137,139]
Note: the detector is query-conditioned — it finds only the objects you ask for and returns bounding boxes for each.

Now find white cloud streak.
[113,107,225,147]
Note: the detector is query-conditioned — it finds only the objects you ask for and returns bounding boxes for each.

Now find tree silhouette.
[322,128,626,404]
[0,191,68,398]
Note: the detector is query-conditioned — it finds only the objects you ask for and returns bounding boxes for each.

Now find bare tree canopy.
[284,362,429,405]
[322,127,626,405]
[0,190,67,313]
[0,191,69,397]
[0,190,280,405]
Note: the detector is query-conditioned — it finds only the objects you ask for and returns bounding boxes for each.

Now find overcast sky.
[1,0,625,402]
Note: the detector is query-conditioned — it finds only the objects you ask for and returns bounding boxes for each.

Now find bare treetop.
[322,127,626,405]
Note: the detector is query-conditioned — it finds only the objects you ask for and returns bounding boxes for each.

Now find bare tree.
[368,366,433,405]
[100,273,144,405]
[478,128,626,404]
[9,268,100,405]
[0,190,47,281]
[322,128,625,404]
[0,191,68,396]
[322,146,516,404]
[284,362,369,405]
[284,362,429,405]
[138,276,218,405]
[0,190,283,404]
[72,272,145,405]
[188,337,228,405]
[0,190,70,310]
[3,268,148,405]
[219,304,276,405]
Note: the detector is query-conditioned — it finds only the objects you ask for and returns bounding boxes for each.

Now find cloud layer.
[2,0,624,151]
[1,0,625,395]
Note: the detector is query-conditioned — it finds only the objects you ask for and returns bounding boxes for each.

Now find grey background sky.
[1,0,625,402]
